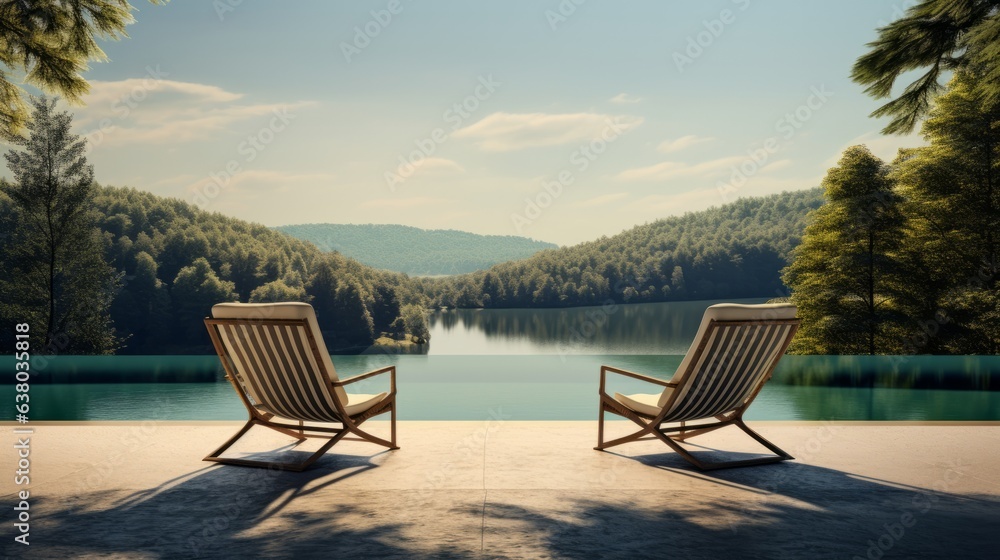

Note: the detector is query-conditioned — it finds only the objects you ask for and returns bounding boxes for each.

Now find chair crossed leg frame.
[595,367,793,471]
[202,359,398,472]
[204,397,398,472]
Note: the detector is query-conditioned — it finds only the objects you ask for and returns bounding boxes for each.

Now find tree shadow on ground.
[26,447,472,559]
[479,451,999,559]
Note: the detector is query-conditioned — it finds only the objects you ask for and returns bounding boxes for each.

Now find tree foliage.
[892,70,1000,354]
[851,0,1000,134]
[0,96,119,354]
[784,146,908,355]
[0,0,164,140]
[418,189,824,309]
[0,180,432,354]
[788,71,999,355]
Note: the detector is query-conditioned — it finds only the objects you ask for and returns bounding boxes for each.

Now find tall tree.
[326,280,375,351]
[784,146,907,355]
[170,257,236,346]
[400,303,430,343]
[370,283,401,335]
[893,71,1000,353]
[306,257,340,324]
[0,0,164,139]
[852,0,1000,134]
[0,96,120,353]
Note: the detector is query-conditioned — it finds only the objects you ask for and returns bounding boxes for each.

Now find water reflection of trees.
[771,385,1000,421]
[774,356,1000,391]
[429,301,717,353]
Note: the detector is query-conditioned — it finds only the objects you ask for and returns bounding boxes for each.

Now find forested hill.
[0,185,429,354]
[276,223,557,276]
[418,188,824,308]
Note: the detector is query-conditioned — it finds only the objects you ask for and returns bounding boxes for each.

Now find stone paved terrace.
[2,421,999,559]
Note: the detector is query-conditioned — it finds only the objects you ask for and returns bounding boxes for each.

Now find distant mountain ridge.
[276,223,557,276]
[419,188,826,308]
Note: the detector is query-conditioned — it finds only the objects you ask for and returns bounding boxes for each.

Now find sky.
[8,0,928,246]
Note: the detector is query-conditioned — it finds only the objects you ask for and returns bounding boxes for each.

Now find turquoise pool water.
[3,354,999,421]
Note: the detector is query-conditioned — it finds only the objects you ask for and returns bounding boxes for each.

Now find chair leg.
[649,421,793,471]
[595,409,793,471]
[204,429,350,472]
[263,422,309,441]
[204,418,351,471]
[596,402,606,449]
[735,419,794,461]
[204,419,256,462]
[390,400,397,448]
[651,430,710,470]
[595,421,658,451]
[672,423,727,442]
[348,424,398,450]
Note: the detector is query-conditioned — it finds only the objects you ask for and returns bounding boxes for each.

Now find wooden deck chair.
[596,303,799,470]
[204,302,397,471]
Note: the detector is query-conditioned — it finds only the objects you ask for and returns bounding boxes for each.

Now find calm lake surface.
[4,299,999,421]
[425,298,734,355]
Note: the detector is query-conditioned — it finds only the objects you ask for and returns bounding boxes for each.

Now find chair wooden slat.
[204,303,398,471]
[596,304,799,471]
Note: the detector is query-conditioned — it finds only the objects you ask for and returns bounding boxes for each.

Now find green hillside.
[0,185,429,354]
[1,183,823,355]
[276,223,557,276]
[420,188,824,308]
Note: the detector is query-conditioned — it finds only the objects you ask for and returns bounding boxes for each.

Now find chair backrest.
[207,302,348,422]
[660,303,798,423]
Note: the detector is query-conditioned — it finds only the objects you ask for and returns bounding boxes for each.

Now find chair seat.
[344,392,389,416]
[613,392,664,417]
[253,391,388,419]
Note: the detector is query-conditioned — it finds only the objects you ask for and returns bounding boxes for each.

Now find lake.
[3,299,999,421]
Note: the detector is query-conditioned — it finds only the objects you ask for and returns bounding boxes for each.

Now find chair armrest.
[333,366,396,394]
[599,365,677,395]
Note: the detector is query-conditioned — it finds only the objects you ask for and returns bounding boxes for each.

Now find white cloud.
[576,192,629,207]
[609,93,642,104]
[656,135,714,153]
[81,79,244,109]
[453,112,644,152]
[760,159,793,173]
[227,170,335,189]
[615,155,746,182]
[395,157,465,179]
[71,77,314,147]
